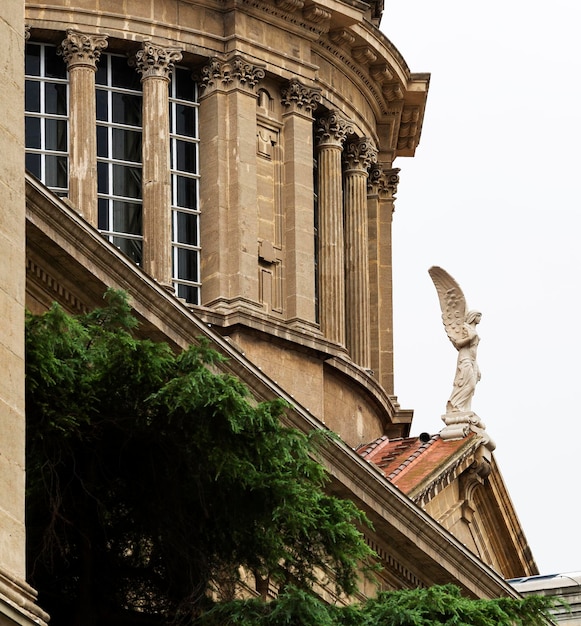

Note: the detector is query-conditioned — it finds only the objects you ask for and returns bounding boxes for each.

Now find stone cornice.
[59,29,109,70]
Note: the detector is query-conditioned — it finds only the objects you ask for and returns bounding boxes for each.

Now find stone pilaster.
[133,41,182,288]
[343,137,377,368]
[368,164,398,392]
[198,55,265,310]
[60,29,108,225]
[281,79,321,324]
[315,112,353,347]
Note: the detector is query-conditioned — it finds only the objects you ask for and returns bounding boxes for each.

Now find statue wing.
[428,266,468,346]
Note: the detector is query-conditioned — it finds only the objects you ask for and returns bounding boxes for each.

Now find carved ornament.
[132,41,183,80]
[275,0,304,11]
[59,29,109,70]
[343,136,378,172]
[397,105,420,150]
[281,78,321,115]
[368,164,400,198]
[329,28,356,47]
[315,112,354,148]
[352,45,378,66]
[303,4,332,24]
[200,55,266,93]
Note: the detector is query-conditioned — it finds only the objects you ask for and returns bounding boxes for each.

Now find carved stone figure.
[428,266,481,416]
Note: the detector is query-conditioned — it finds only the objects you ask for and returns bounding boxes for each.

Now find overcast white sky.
[381,2,581,576]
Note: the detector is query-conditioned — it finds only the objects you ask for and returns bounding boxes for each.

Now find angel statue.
[428,266,482,416]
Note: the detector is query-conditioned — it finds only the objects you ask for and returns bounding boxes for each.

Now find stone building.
[1,0,540,622]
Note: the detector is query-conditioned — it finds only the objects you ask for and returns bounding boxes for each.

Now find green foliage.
[26,290,374,625]
[199,584,558,626]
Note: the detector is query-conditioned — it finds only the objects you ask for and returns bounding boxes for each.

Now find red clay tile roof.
[356,432,478,496]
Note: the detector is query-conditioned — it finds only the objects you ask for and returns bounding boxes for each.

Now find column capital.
[343,136,377,172]
[200,54,265,94]
[315,112,353,149]
[132,41,183,81]
[59,29,109,70]
[368,164,400,199]
[281,78,321,116]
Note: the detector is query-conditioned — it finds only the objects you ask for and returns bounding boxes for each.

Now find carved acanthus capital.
[343,136,378,172]
[315,112,354,148]
[281,79,321,115]
[59,29,109,70]
[200,55,265,94]
[132,42,183,81]
[368,165,400,198]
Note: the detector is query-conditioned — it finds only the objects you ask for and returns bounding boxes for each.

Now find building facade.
[1,0,540,623]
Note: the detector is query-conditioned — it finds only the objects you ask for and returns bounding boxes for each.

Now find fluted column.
[198,54,265,309]
[343,137,377,368]
[60,29,108,225]
[315,112,353,347]
[133,42,182,288]
[281,79,321,324]
[368,164,399,393]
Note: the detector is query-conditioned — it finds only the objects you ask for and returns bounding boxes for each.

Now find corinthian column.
[343,136,377,368]
[133,41,182,288]
[368,164,399,392]
[315,112,353,347]
[281,79,321,324]
[60,29,108,225]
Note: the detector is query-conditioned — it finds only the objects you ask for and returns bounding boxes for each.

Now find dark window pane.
[112,164,142,198]
[96,89,108,121]
[176,247,198,281]
[113,236,142,265]
[25,116,41,149]
[177,283,199,304]
[97,125,108,157]
[25,44,41,76]
[97,161,109,194]
[26,153,41,178]
[98,198,109,230]
[176,140,197,172]
[112,201,142,235]
[173,68,196,102]
[45,118,68,151]
[95,63,107,86]
[175,175,197,209]
[25,80,40,112]
[174,211,198,246]
[45,155,68,189]
[45,82,67,115]
[111,56,141,90]
[112,92,142,126]
[112,128,141,162]
[175,104,196,137]
[44,46,67,79]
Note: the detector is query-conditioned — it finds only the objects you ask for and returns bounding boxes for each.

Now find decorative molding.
[281,78,321,115]
[132,41,183,81]
[329,28,356,48]
[343,136,378,171]
[59,29,109,70]
[365,536,424,589]
[368,164,400,199]
[275,0,304,11]
[200,54,266,94]
[397,105,420,151]
[24,23,30,40]
[352,45,378,66]
[27,257,89,314]
[383,81,404,102]
[302,4,331,24]
[315,111,354,148]
[370,62,394,83]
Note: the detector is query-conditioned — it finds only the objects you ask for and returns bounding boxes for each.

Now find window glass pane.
[25,80,40,112]
[45,82,67,115]
[113,164,142,198]
[25,44,41,76]
[25,116,41,149]
[175,175,197,209]
[44,155,68,189]
[96,89,108,121]
[175,104,196,137]
[112,127,141,162]
[112,236,142,265]
[44,46,67,79]
[176,248,198,281]
[110,55,141,90]
[176,140,197,172]
[173,68,196,102]
[98,198,109,230]
[112,92,142,126]
[26,153,41,178]
[97,125,108,157]
[112,201,142,235]
[97,161,110,194]
[174,211,198,246]
[177,283,199,305]
[95,63,107,86]
[45,118,68,151]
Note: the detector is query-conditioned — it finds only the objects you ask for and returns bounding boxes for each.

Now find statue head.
[466,310,482,324]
